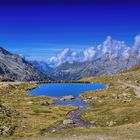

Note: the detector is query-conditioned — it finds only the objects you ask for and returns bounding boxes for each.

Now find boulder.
[60,98,65,101]
[98,100,102,103]
[111,93,117,97]
[87,96,92,100]
[92,96,98,100]
[90,121,96,124]
[106,121,117,127]
[125,77,129,80]
[40,100,50,106]
[135,80,139,83]
[138,122,140,125]
[111,93,119,99]
[61,95,75,101]
[27,101,33,104]
[63,119,74,125]
[0,126,15,136]
[120,93,131,99]
[122,99,132,103]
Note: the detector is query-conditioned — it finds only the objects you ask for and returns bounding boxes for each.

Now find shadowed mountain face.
[0,47,50,81]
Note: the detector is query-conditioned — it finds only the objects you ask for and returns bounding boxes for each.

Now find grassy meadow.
[0,83,76,139]
[1,65,140,139]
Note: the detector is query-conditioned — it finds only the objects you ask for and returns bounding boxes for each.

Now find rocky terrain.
[49,56,139,80]
[0,47,50,81]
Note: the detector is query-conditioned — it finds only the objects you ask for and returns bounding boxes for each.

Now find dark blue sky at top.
[0,0,140,58]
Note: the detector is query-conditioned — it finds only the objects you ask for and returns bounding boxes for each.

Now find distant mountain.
[29,60,53,74]
[46,35,140,80]
[49,56,140,80]
[16,35,140,81]
[0,47,50,81]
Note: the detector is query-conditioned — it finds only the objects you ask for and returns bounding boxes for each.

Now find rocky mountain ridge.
[48,56,140,80]
[0,47,50,81]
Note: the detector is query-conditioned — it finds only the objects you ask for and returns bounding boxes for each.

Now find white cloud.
[47,35,138,67]
[24,35,140,67]
[82,47,97,61]
[134,35,140,48]
[99,36,130,59]
[130,35,140,56]
[47,48,79,67]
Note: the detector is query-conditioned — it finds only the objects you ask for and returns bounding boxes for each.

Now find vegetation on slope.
[80,70,140,127]
[0,83,76,139]
[1,64,140,140]
[38,68,140,140]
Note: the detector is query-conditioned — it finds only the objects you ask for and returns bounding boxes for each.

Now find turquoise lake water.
[29,83,107,107]
[29,83,107,98]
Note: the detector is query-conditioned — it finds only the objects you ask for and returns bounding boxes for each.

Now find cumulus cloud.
[47,36,128,66]
[130,35,140,56]
[47,48,79,67]
[134,35,140,49]
[83,47,98,61]
[101,36,130,58]
[44,35,140,67]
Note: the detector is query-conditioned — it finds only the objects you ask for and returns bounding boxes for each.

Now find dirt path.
[123,83,140,98]
[0,81,24,86]
[117,79,140,98]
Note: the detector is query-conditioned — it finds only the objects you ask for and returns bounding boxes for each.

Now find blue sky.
[0,0,140,58]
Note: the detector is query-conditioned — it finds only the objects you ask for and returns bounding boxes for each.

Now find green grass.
[0,83,76,139]
[1,66,140,139]
[80,73,140,127]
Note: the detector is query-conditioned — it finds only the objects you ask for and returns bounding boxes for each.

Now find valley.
[1,64,140,139]
[1,1,140,139]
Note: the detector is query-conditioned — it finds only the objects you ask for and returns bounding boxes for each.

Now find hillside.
[0,47,50,81]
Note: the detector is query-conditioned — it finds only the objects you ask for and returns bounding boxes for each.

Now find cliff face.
[0,47,50,81]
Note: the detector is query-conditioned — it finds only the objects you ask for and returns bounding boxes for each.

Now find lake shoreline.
[28,82,107,133]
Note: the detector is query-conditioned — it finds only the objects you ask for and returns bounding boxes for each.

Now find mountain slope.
[30,60,53,73]
[49,56,139,80]
[0,47,50,81]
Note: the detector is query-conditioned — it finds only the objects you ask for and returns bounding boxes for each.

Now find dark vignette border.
[0,0,140,6]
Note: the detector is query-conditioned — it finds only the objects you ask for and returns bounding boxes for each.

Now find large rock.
[106,121,117,127]
[60,95,75,101]
[40,100,50,106]
[63,119,74,125]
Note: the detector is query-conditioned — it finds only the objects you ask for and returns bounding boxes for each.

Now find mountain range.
[1,35,140,81]
[0,47,50,81]
[28,35,140,80]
